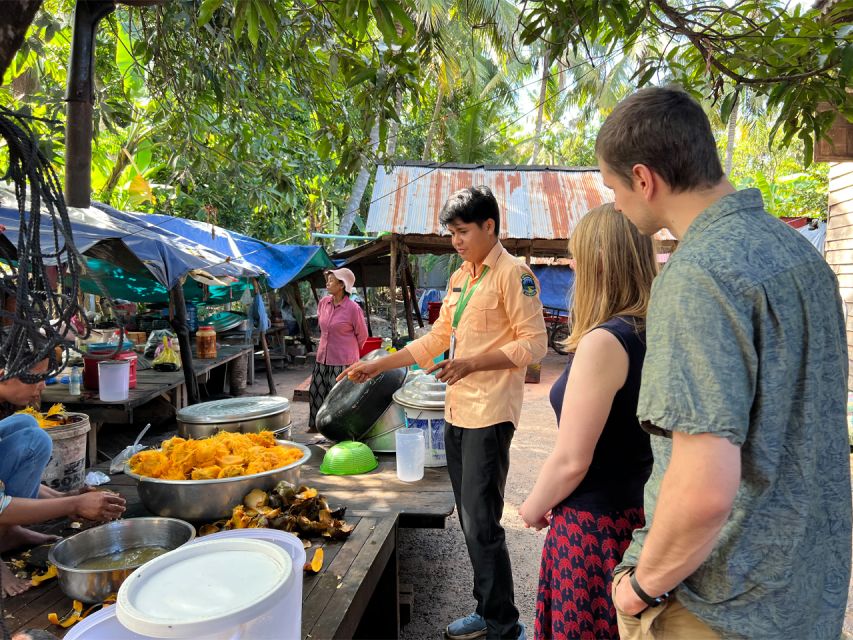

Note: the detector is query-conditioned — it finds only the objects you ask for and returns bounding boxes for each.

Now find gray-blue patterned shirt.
[618,189,851,639]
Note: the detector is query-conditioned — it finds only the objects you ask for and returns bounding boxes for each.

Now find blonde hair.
[563,203,657,352]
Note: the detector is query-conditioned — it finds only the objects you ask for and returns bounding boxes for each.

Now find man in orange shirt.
[341,185,547,639]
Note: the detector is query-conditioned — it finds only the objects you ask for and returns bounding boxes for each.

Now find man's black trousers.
[444,421,519,639]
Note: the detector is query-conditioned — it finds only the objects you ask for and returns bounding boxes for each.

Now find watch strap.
[629,569,670,608]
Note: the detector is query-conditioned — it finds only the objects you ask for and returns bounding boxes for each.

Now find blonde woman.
[519,204,657,639]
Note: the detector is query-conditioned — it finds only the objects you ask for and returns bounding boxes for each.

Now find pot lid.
[117,538,291,638]
[393,371,446,409]
[177,396,291,424]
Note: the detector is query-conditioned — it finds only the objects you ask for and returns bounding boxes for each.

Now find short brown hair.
[595,86,723,192]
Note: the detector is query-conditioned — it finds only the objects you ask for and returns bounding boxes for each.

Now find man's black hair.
[439,186,500,236]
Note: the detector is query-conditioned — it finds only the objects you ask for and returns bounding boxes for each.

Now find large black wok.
[316,350,407,442]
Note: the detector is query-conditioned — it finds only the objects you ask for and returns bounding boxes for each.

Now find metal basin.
[125,440,311,521]
[48,517,195,604]
[362,402,407,452]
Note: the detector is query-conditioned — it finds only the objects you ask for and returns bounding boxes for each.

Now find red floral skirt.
[534,503,645,640]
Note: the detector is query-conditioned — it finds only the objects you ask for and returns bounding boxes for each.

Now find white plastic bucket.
[41,413,91,492]
[99,360,130,402]
[64,606,156,640]
[401,406,446,467]
[191,528,304,639]
[395,428,425,482]
[113,538,296,640]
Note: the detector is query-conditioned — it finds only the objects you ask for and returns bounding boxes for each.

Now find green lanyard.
[451,266,490,330]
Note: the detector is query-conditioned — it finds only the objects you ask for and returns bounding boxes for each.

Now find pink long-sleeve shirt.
[316,295,368,366]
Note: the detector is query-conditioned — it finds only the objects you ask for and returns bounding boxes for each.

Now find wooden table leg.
[87,421,101,467]
[355,521,400,639]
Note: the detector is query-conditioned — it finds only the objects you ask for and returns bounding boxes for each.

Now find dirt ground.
[98,353,853,638]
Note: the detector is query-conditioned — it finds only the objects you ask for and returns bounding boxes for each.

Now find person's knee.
[20,420,53,464]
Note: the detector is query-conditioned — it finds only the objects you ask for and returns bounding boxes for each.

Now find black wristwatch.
[628,569,671,607]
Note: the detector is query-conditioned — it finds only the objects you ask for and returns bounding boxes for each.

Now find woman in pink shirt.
[308,268,368,432]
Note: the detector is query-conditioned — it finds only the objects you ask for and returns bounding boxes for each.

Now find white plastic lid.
[117,538,293,638]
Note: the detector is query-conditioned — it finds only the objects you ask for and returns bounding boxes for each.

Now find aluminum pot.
[48,517,195,603]
[176,396,291,439]
[125,440,311,521]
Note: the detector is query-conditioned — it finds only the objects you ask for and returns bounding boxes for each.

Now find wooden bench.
[292,373,312,402]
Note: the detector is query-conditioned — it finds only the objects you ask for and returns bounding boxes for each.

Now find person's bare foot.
[1,559,31,597]
[0,526,60,553]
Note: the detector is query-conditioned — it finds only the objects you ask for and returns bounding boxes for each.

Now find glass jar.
[196,325,217,359]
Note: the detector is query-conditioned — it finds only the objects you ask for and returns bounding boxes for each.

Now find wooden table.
[5,471,400,639]
[292,435,456,529]
[41,345,253,465]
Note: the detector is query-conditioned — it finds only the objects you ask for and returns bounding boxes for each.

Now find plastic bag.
[253,293,271,332]
[144,329,176,359]
[152,337,180,371]
[109,423,152,473]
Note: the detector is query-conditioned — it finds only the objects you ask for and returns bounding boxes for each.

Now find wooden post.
[389,235,398,344]
[251,279,277,395]
[169,281,199,405]
[359,264,373,336]
[523,243,532,266]
[404,260,423,328]
[291,282,313,351]
[400,245,415,339]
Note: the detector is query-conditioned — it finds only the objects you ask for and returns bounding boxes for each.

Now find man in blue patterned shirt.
[601,87,851,639]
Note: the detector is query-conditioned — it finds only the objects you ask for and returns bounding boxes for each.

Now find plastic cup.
[395,428,425,482]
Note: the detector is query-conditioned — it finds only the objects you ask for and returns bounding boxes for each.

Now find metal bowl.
[48,517,195,603]
[125,440,311,521]
[176,396,292,439]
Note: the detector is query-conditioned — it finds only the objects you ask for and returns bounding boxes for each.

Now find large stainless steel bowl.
[125,440,311,521]
[48,517,195,603]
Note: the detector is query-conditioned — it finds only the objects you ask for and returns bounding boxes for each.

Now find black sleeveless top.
[548,316,652,510]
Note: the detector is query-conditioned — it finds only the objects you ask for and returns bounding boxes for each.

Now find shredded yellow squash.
[129,431,303,480]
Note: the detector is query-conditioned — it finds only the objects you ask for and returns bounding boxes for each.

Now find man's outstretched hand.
[337,360,384,384]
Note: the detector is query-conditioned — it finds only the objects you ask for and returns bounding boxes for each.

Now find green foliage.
[0,0,841,244]
[520,0,852,167]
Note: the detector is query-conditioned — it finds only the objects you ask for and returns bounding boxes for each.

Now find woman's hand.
[518,499,550,530]
[337,360,384,384]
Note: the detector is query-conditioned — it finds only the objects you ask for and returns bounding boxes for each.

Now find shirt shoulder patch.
[521,273,537,297]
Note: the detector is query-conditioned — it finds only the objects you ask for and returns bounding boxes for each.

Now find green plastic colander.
[319,441,379,476]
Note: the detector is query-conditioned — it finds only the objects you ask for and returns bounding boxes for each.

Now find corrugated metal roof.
[366,162,676,243]
[366,163,612,241]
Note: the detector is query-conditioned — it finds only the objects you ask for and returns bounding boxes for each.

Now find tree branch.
[0,0,43,84]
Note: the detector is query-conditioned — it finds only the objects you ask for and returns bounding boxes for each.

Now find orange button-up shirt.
[407,242,547,429]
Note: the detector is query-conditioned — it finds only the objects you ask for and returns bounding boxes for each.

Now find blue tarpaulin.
[0,187,258,293]
[138,213,335,289]
[531,265,574,311]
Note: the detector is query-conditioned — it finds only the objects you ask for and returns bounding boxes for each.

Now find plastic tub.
[395,427,425,482]
[115,538,296,640]
[99,360,130,402]
[359,336,383,357]
[84,349,138,389]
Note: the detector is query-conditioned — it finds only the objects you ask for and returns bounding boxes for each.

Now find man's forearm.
[376,347,416,371]
[469,350,515,372]
[634,432,741,597]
